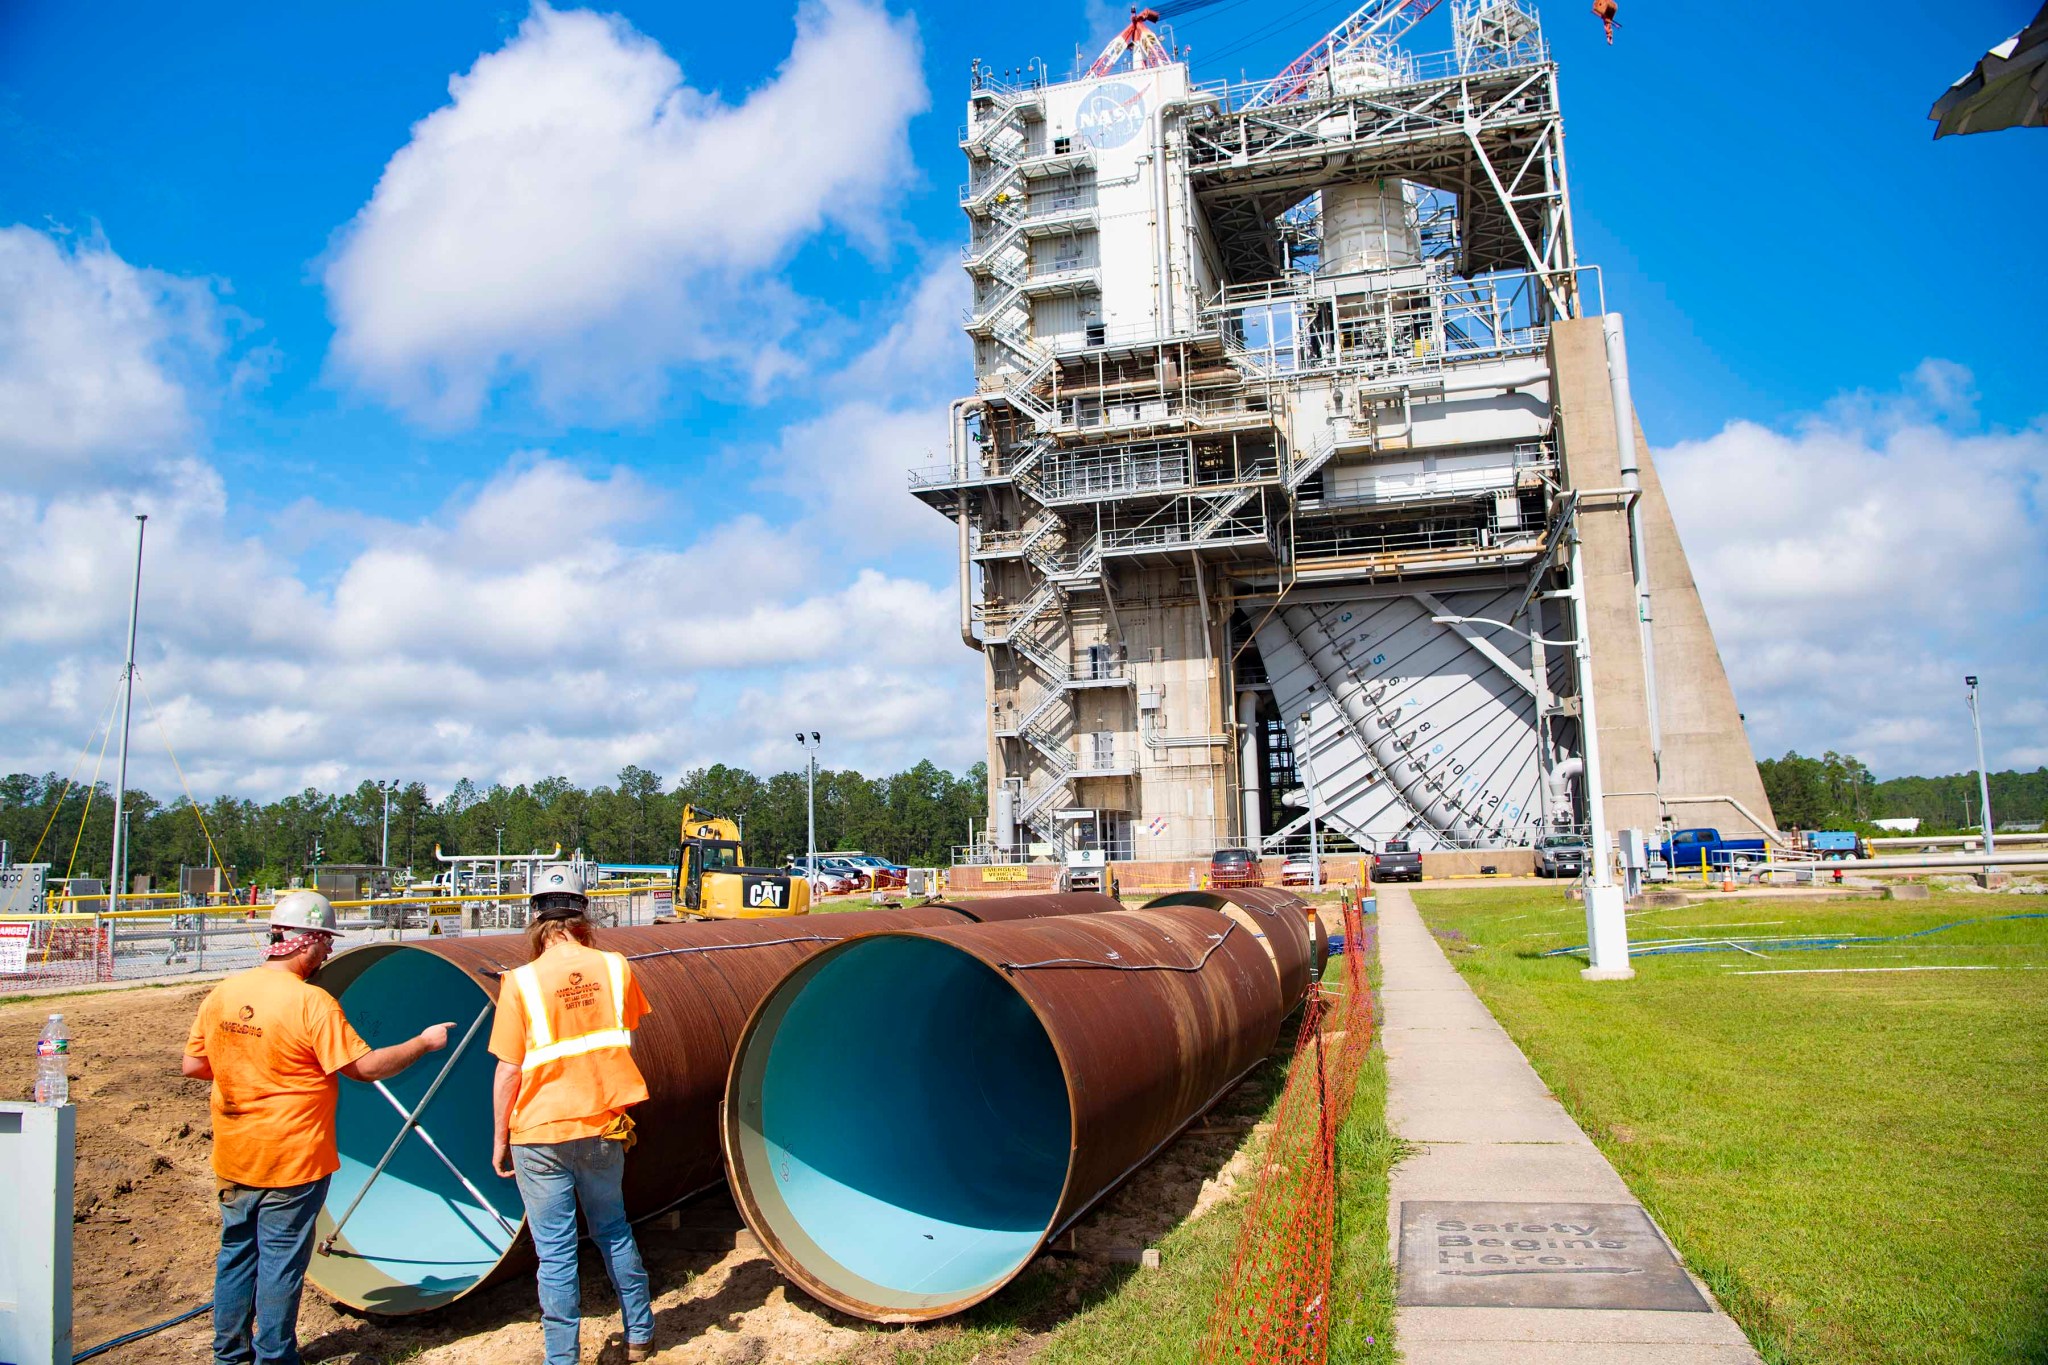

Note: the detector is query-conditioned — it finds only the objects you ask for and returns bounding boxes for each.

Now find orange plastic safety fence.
[1199,899,1375,1365]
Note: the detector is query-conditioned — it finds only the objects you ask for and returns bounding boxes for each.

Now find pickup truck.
[1660,827,1768,873]
[1371,840,1423,883]
[1534,834,1588,878]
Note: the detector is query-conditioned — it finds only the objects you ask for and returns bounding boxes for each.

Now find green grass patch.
[1414,886,2048,1365]
[833,940,1400,1364]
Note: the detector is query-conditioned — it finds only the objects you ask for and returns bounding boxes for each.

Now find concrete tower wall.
[1550,318,1775,840]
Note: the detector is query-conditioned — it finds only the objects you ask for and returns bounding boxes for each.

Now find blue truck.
[1660,827,1768,873]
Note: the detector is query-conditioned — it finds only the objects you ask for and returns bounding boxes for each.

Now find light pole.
[1297,711,1323,892]
[796,732,821,869]
[1434,540,1633,982]
[1966,676,1996,870]
[108,514,148,906]
[379,780,396,869]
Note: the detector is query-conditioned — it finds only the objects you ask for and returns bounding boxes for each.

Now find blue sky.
[2,0,2043,800]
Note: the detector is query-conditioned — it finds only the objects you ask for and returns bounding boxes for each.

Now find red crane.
[1241,0,1444,109]
[1088,7,1175,76]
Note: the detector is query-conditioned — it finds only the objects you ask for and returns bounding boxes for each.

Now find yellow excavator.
[675,805,810,919]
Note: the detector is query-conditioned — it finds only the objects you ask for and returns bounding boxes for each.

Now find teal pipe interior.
[750,937,1071,1307]
[318,949,524,1313]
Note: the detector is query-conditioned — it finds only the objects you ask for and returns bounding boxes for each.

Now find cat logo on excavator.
[674,804,811,919]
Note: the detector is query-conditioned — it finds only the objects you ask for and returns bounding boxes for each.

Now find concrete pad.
[1387,1098,1588,1146]
[1397,1306,1754,1346]
[1395,1139,1635,1204]
[1381,990,1502,1031]
[1396,1343,1762,1365]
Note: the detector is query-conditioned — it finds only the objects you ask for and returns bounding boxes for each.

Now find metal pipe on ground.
[1142,885,1323,1001]
[722,904,1293,1323]
[306,892,1120,1316]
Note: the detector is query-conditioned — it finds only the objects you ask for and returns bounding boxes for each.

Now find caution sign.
[982,866,1031,884]
[0,922,30,975]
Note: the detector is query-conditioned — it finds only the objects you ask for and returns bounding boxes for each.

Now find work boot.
[625,1342,655,1362]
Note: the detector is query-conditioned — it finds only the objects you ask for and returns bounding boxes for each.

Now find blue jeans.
[512,1137,653,1365]
[212,1175,329,1365]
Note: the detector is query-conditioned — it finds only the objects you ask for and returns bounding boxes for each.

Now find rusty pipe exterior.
[308,892,1118,1315]
[722,904,1292,1322]
[1143,886,1323,1003]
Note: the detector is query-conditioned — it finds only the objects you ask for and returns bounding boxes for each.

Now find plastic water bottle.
[35,1013,69,1106]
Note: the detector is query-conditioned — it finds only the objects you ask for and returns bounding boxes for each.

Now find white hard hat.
[269,889,341,936]
[531,863,589,902]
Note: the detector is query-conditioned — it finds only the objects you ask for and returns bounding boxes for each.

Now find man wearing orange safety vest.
[489,864,656,1364]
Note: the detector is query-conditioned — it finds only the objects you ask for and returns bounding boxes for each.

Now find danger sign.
[0,922,31,975]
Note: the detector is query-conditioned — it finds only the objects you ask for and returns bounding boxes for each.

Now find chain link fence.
[0,883,678,994]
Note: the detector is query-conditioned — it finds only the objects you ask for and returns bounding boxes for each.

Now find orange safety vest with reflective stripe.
[495,944,650,1144]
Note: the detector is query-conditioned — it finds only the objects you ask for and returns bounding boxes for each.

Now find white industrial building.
[912,0,1774,866]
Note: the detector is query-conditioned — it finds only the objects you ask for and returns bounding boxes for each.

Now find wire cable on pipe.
[1001,921,1236,971]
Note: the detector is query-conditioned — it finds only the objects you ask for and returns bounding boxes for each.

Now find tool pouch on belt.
[599,1112,638,1151]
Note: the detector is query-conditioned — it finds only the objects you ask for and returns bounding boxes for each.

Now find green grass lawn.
[1413,885,2048,1365]
[831,924,1399,1365]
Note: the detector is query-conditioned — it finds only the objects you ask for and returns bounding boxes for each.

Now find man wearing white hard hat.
[182,890,453,1365]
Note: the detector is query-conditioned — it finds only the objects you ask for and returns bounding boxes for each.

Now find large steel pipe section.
[723,905,1290,1322]
[308,893,1118,1316]
[1143,886,1324,999]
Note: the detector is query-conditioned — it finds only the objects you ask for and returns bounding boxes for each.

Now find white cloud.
[0,227,229,485]
[760,261,969,548]
[324,0,929,425]
[1660,361,2048,777]
[1,455,980,798]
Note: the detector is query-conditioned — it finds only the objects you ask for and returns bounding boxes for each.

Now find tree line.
[1756,751,2048,833]
[0,761,988,891]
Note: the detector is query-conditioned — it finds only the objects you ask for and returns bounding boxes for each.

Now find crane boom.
[1241,0,1444,108]
[1089,7,1175,77]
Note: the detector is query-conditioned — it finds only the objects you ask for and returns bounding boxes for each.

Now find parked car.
[787,857,856,896]
[1534,834,1588,878]
[835,853,908,888]
[1279,855,1321,886]
[1370,841,1423,883]
[817,856,874,890]
[1209,848,1264,888]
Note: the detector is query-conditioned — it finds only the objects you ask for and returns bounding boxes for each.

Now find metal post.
[1966,676,1997,874]
[381,781,394,869]
[108,515,147,914]
[318,1005,492,1256]
[1568,530,1632,980]
[1602,314,1660,778]
[1298,711,1322,892]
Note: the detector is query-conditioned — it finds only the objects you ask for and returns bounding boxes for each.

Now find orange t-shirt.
[185,966,372,1187]
[488,942,652,1145]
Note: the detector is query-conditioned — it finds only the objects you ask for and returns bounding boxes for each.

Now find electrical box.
[0,1102,74,1365]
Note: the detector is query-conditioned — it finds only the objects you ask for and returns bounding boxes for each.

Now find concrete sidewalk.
[1377,884,1762,1364]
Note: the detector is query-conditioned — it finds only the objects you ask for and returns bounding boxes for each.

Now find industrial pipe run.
[722,890,1323,1322]
[306,892,1120,1315]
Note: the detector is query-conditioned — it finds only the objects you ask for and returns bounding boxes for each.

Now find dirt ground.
[3,977,1278,1364]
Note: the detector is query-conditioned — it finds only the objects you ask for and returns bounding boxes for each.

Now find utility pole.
[797,732,821,868]
[109,514,148,908]
[1566,532,1632,980]
[1966,676,1996,871]
[1297,711,1323,892]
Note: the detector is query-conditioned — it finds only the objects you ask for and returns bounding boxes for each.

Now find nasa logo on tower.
[1077,81,1147,149]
